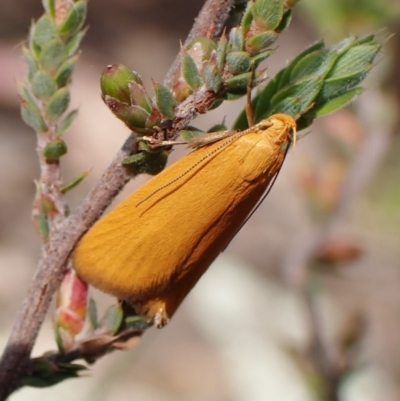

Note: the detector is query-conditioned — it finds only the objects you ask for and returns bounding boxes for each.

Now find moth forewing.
[73,113,297,327]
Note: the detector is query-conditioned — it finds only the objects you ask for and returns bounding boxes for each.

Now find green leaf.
[55,56,78,87]
[40,38,66,74]
[318,70,370,102]
[43,138,68,161]
[179,127,204,141]
[129,81,152,112]
[327,44,381,79]
[102,304,124,335]
[125,316,152,331]
[241,1,253,34]
[275,9,292,33]
[246,31,278,55]
[224,71,252,93]
[32,15,57,47]
[229,27,245,52]
[204,63,222,93]
[279,41,325,86]
[56,109,78,135]
[182,53,203,90]
[87,298,98,330]
[21,359,86,388]
[20,100,47,132]
[46,88,70,120]
[251,49,273,66]
[58,1,87,37]
[267,96,302,118]
[61,171,88,193]
[315,88,363,117]
[252,0,283,31]
[225,51,251,75]
[103,96,149,131]
[65,28,87,56]
[289,50,336,83]
[22,46,39,81]
[123,145,170,175]
[31,70,57,100]
[217,34,228,70]
[153,82,177,119]
[42,0,55,17]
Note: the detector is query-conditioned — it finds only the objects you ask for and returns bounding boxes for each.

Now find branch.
[0,0,234,398]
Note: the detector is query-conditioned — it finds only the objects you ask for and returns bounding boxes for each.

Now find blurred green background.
[1,1,400,400]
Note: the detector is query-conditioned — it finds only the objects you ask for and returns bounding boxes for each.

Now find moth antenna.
[245,63,256,127]
[136,129,250,207]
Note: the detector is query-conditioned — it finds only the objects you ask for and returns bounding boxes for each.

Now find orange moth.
[73,113,296,327]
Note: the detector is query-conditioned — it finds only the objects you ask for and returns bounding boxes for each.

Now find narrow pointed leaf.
[153,82,177,119]
[182,53,203,90]
[58,1,87,37]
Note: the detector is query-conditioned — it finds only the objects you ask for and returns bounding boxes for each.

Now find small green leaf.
[179,127,204,141]
[226,51,251,75]
[182,53,203,90]
[125,316,152,331]
[102,304,124,335]
[315,88,363,117]
[58,1,87,37]
[275,9,292,33]
[251,50,273,66]
[129,81,152,112]
[55,56,78,87]
[252,0,283,31]
[318,71,369,102]
[327,44,380,79]
[20,100,47,132]
[217,34,228,70]
[271,77,323,109]
[87,298,98,330]
[204,63,222,93]
[40,38,66,74]
[246,32,277,55]
[31,70,57,100]
[32,15,57,47]
[279,41,325,87]
[46,87,70,120]
[267,96,302,118]
[42,0,55,17]
[65,28,87,56]
[241,1,253,34]
[103,96,149,131]
[33,209,49,240]
[224,71,253,93]
[60,171,88,194]
[123,146,170,175]
[44,138,68,161]
[289,50,336,83]
[57,109,78,135]
[22,46,39,81]
[229,27,245,52]
[153,82,177,119]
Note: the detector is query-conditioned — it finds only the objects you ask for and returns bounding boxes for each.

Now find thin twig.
[0,0,234,398]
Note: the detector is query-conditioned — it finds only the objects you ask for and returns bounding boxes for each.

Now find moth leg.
[140,136,188,147]
[154,308,170,329]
